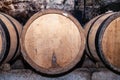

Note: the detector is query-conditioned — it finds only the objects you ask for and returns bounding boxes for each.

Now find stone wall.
[0,0,75,24]
[0,0,120,24]
[78,0,120,22]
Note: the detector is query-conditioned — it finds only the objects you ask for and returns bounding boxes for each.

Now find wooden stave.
[96,12,120,74]
[84,12,115,62]
[21,9,86,75]
[0,13,22,64]
[84,15,102,62]
[85,12,120,74]
[0,20,7,63]
[3,13,22,63]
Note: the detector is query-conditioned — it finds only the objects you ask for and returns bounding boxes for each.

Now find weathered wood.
[0,13,22,64]
[21,9,85,75]
[102,16,120,68]
[84,15,101,61]
[85,12,114,61]
[85,12,120,74]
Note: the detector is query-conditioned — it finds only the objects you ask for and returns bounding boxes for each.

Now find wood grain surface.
[21,9,85,74]
[102,17,120,68]
[0,13,22,63]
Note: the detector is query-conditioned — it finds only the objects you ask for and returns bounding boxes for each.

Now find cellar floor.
[0,68,120,80]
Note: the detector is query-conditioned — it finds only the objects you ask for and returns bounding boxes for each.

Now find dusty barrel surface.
[21,9,85,75]
[0,13,22,64]
[85,12,120,74]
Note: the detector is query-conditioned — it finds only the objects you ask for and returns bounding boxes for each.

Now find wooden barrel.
[85,12,120,74]
[0,13,22,64]
[21,9,85,75]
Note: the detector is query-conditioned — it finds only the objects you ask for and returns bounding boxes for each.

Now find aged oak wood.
[84,15,101,61]
[102,17,120,68]
[21,9,85,75]
[0,13,22,64]
[85,12,114,61]
[85,12,120,74]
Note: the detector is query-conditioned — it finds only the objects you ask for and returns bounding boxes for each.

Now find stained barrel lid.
[21,9,85,75]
